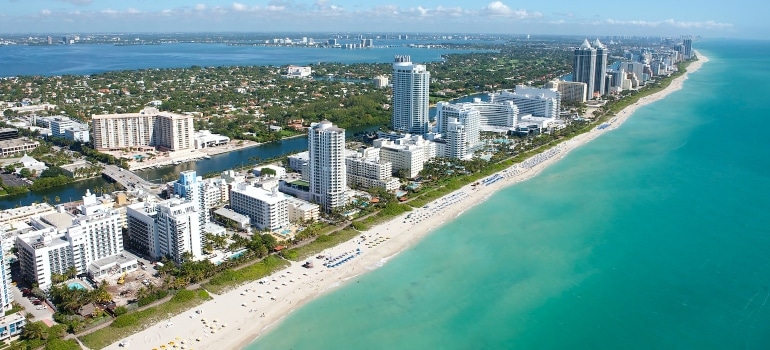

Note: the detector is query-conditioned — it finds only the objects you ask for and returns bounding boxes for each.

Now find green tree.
[19,168,32,178]
[21,321,46,340]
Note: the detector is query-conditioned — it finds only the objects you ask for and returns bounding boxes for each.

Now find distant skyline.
[0,0,758,39]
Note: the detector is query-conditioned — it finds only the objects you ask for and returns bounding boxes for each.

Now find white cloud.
[232,3,248,12]
[482,1,541,19]
[54,0,93,5]
[127,8,140,14]
[40,9,51,16]
[194,4,207,11]
[606,18,733,29]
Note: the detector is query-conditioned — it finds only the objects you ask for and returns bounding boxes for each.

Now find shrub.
[111,314,138,328]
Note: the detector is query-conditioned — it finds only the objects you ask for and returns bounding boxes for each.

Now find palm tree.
[21,321,46,340]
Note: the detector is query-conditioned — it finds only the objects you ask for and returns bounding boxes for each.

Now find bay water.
[248,39,770,349]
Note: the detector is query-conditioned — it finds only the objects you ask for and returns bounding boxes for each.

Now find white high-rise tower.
[308,120,347,212]
[391,55,430,134]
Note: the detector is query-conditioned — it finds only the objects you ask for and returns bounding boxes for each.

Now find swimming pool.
[67,281,87,290]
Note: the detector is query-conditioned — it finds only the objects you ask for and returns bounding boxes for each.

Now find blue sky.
[0,0,756,38]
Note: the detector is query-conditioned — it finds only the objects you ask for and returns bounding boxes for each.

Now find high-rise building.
[683,37,693,59]
[345,148,401,191]
[434,102,481,157]
[593,39,608,96]
[92,107,194,152]
[546,80,588,103]
[391,55,430,134]
[308,120,347,212]
[127,197,204,264]
[16,190,125,289]
[0,234,12,311]
[230,183,289,231]
[573,39,597,98]
[155,199,202,263]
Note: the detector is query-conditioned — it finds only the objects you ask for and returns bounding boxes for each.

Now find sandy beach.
[103,54,707,350]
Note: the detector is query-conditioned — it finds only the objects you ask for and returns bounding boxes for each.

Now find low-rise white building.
[286,65,312,78]
[253,164,286,178]
[0,203,56,227]
[286,197,320,223]
[194,130,230,149]
[373,134,436,179]
[0,311,26,342]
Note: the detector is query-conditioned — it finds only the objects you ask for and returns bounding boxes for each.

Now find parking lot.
[11,284,54,323]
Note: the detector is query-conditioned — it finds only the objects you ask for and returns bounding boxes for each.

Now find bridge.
[102,164,162,194]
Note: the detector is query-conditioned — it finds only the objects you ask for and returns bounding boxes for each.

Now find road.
[101,164,162,194]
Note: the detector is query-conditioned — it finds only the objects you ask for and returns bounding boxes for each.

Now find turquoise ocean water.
[248,40,770,349]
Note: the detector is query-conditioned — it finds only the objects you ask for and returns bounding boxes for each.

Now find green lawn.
[79,289,212,349]
[202,255,290,294]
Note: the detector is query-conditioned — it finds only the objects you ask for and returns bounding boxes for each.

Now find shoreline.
[103,54,707,350]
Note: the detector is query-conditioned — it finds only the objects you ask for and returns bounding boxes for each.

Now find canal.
[0,92,494,209]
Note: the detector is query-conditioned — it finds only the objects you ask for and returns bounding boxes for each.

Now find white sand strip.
[103,53,707,350]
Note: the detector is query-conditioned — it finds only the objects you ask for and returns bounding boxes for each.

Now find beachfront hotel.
[373,134,436,179]
[229,183,289,232]
[91,107,194,152]
[308,120,347,212]
[545,80,588,103]
[127,197,204,264]
[491,86,561,119]
[16,190,126,289]
[345,148,401,191]
[391,55,430,134]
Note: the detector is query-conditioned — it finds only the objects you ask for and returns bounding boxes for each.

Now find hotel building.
[545,80,588,103]
[16,190,125,289]
[345,148,401,191]
[490,86,561,119]
[373,134,436,179]
[127,197,204,264]
[230,183,289,231]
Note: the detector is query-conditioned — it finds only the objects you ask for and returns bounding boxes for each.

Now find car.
[35,306,45,310]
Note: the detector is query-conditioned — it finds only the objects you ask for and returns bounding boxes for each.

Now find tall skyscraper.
[593,39,608,96]
[0,234,12,311]
[308,120,347,212]
[391,55,430,134]
[683,37,693,59]
[573,39,597,98]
